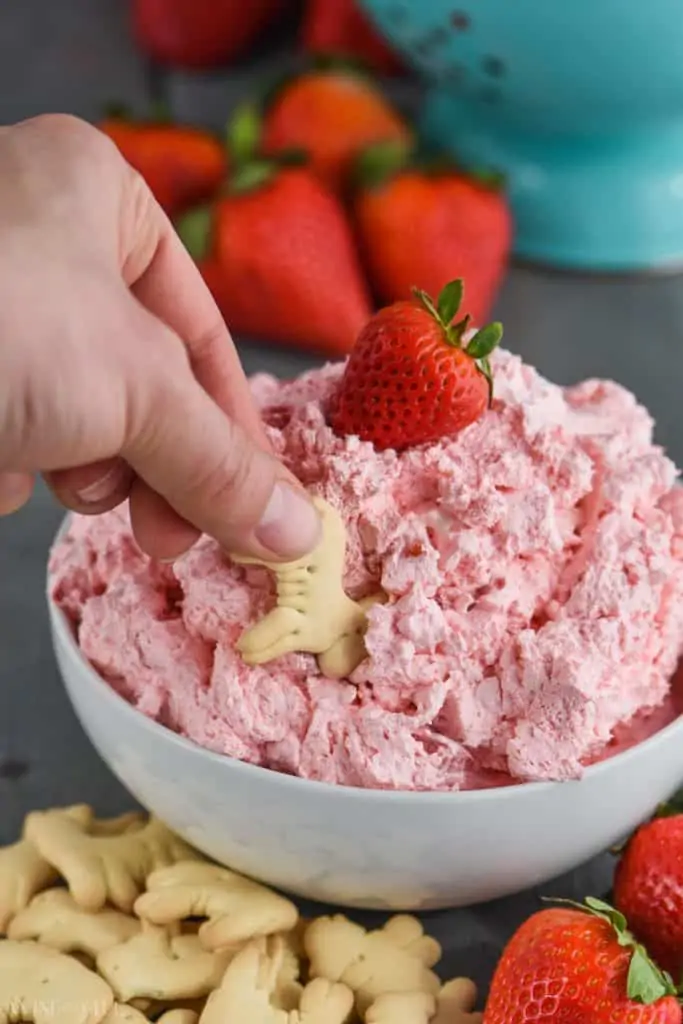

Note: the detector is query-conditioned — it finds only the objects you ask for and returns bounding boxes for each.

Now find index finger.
[119,169,269,449]
[116,167,272,557]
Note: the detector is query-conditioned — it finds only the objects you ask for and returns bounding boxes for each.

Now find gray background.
[1,0,681,998]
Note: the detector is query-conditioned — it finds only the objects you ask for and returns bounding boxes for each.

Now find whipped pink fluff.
[49,350,683,791]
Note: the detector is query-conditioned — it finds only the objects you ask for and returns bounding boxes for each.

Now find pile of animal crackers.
[0,805,482,1023]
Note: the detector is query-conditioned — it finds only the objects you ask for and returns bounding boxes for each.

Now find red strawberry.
[262,65,411,196]
[353,142,511,326]
[301,0,404,76]
[330,278,502,451]
[132,0,283,69]
[614,812,683,981]
[100,112,227,217]
[178,109,372,356]
[484,899,681,1023]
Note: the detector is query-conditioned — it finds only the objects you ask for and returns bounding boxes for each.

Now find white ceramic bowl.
[48,547,683,911]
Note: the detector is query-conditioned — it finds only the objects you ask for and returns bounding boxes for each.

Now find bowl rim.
[48,516,683,806]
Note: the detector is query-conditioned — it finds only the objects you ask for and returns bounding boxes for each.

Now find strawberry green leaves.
[176,103,267,255]
[466,322,503,359]
[354,137,412,190]
[551,897,678,1005]
[437,279,464,326]
[228,102,262,167]
[412,287,440,322]
[582,897,631,936]
[467,322,503,406]
[582,898,678,1003]
[413,279,466,333]
[628,945,678,1005]
[177,204,213,262]
[229,161,278,195]
[225,104,307,196]
[225,104,278,195]
[411,279,503,407]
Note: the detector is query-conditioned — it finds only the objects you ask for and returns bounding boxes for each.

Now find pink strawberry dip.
[49,350,683,791]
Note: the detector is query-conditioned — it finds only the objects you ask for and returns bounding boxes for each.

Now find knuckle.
[190,428,253,504]
[189,319,230,362]
[187,431,271,531]
[119,165,160,281]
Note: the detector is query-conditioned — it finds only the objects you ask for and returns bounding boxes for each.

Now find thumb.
[121,317,321,562]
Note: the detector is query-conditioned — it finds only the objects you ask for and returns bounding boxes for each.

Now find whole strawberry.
[178,109,372,356]
[301,0,403,76]
[100,112,227,217]
[614,813,683,980]
[132,0,283,68]
[353,142,511,326]
[484,899,681,1023]
[262,65,411,195]
[330,279,502,450]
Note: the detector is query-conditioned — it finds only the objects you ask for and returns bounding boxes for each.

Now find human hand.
[0,114,320,561]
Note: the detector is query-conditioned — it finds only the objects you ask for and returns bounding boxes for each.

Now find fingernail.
[255,483,321,559]
[75,465,125,504]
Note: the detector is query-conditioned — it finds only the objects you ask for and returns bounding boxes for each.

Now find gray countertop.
[1,0,682,1000]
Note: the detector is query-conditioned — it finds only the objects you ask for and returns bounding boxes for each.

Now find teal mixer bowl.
[358,0,683,270]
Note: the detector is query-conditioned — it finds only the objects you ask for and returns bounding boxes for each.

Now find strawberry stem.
[451,313,471,340]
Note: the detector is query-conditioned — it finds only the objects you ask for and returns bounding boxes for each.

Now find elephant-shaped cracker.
[365,979,482,1024]
[264,933,303,1011]
[96,922,233,1003]
[304,914,441,1014]
[24,810,201,912]
[134,861,298,949]
[0,939,114,1024]
[432,979,483,1023]
[199,940,354,1024]
[232,497,383,679]
[0,804,93,933]
[0,840,57,935]
[8,888,140,956]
